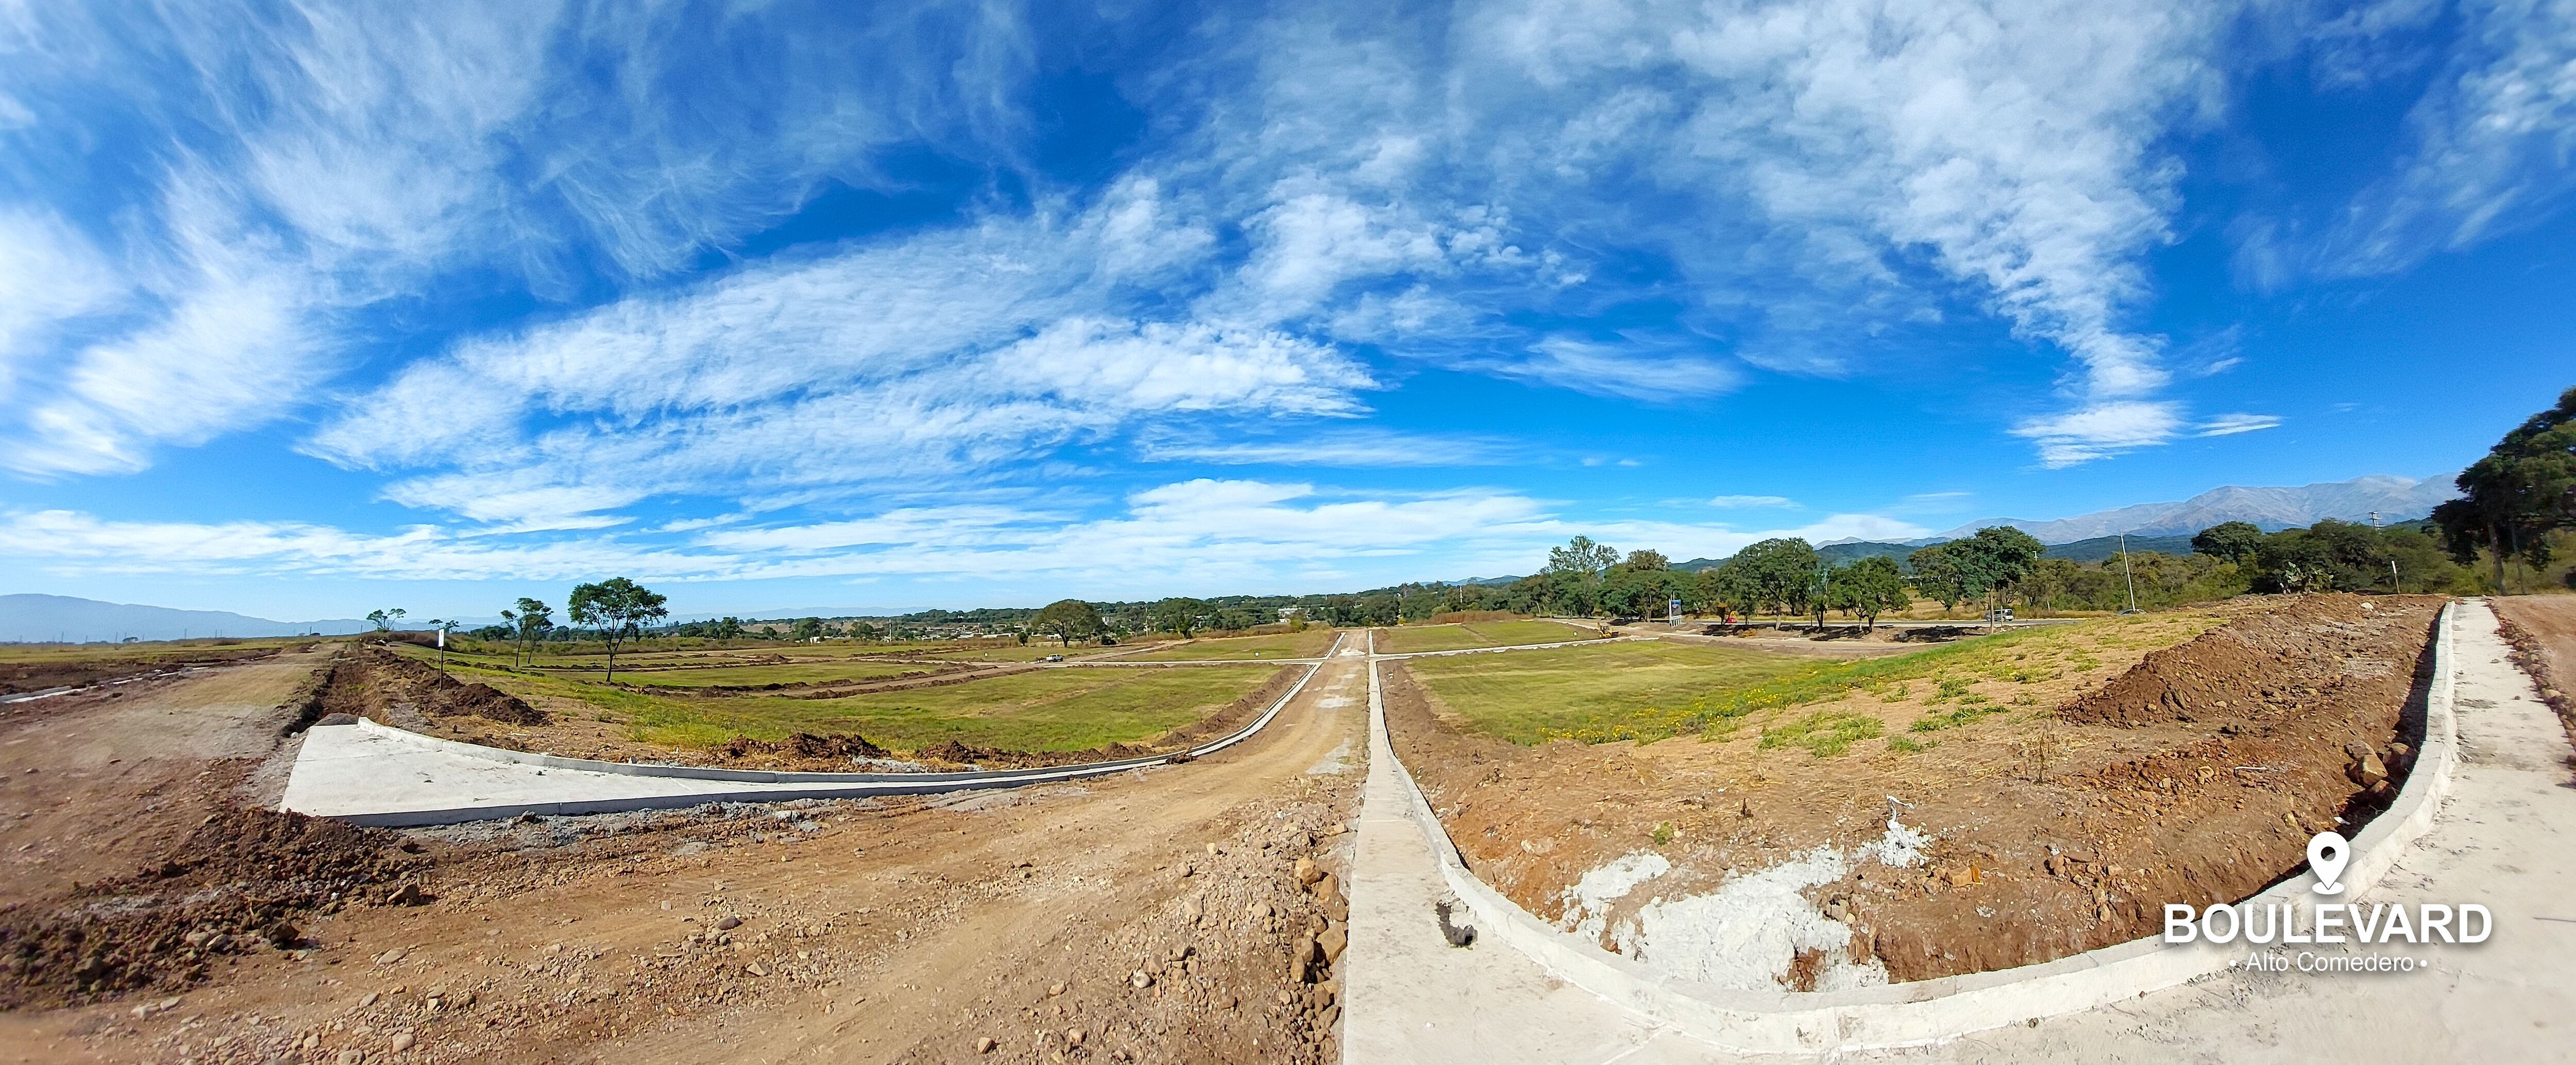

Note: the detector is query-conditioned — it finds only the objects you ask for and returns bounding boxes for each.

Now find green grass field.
[609,662,934,688]
[1402,611,2218,748]
[917,641,1181,663]
[1118,629,1342,661]
[453,659,1287,753]
[1375,619,1595,654]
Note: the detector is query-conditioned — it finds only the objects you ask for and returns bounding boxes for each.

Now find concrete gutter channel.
[279,633,1345,828]
[1350,602,2465,1055]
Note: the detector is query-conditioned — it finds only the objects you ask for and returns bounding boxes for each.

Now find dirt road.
[1,644,1373,1063]
[2494,594,2576,745]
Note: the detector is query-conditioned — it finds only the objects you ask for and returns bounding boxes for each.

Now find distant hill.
[2041,534,2196,563]
[1940,474,2454,543]
[0,594,371,643]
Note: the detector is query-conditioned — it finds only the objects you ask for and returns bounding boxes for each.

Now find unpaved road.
[0,644,1374,1063]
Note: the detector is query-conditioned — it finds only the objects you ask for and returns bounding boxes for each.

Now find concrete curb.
[294,636,1338,827]
[1366,601,2462,1053]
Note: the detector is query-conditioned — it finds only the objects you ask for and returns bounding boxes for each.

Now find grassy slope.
[1376,620,1592,654]
[456,661,1285,753]
[1119,629,1342,662]
[1404,611,2221,748]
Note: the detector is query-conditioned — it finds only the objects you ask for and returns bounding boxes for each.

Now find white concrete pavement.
[279,654,1327,827]
[1341,599,2576,1063]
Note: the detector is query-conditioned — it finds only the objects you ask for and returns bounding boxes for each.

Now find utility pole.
[2119,532,2138,613]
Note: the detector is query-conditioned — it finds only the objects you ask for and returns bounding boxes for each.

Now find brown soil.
[1387,594,2443,985]
[1,646,293,698]
[0,641,1370,1064]
[318,649,547,729]
[0,807,422,1008]
[2493,595,2576,746]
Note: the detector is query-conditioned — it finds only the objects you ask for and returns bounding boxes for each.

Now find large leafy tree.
[1944,527,2045,618]
[1539,536,1620,617]
[2433,385,2576,588]
[2190,521,2265,565]
[364,607,406,635]
[1829,556,1909,630]
[568,577,668,681]
[1907,544,1964,612]
[1731,538,1818,626]
[1032,598,1106,646]
[1150,597,1212,637]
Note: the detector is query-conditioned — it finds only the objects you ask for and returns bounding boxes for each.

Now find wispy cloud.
[1707,494,1796,509]
[2011,401,2184,468]
[1137,429,1515,468]
[2194,413,2283,437]
[0,480,1927,593]
[2321,0,2576,275]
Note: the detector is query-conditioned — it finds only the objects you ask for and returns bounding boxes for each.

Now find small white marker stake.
[2308,830,2351,895]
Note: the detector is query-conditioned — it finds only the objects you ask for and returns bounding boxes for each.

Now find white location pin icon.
[2308,831,2351,896]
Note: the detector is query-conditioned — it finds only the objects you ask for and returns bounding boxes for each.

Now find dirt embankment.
[315,649,547,730]
[2494,596,2576,747]
[1389,594,2443,985]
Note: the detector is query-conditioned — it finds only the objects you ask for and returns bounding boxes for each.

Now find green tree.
[2190,521,2265,565]
[1830,556,1908,630]
[364,607,406,635]
[2251,529,2337,592]
[789,616,825,642]
[1150,597,1211,637]
[2434,385,2576,590]
[568,577,669,682]
[1731,538,1819,626]
[1032,599,1106,646]
[1547,536,1621,575]
[1698,562,1755,622]
[1945,527,2045,620]
[1623,549,1669,571]
[1908,544,1964,613]
[509,597,553,668]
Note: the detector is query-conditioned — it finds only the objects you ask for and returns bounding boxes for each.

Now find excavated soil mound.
[2060,595,2427,727]
[318,648,548,727]
[0,807,426,1008]
[1388,594,2445,987]
[713,731,892,768]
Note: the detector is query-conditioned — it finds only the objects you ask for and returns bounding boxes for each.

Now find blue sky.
[0,1,2569,621]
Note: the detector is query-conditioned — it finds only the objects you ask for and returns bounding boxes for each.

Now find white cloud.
[1707,495,1797,508]
[1137,428,1514,467]
[0,480,1926,592]
[304,184,1371,525]
[2194,412,2283,437]
[1503,336,1743,401]
[2009,400,2184,468]
[0,209,124,406]
[2324,0,2576,274]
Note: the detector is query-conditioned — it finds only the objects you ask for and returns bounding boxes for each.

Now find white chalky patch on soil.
[1306,739,1354,775]
[1557,851,1671,943]
[1609,819,1931,991]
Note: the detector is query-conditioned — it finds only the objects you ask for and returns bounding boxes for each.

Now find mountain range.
[0,594,379,644]
[1937,474,2455,543]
